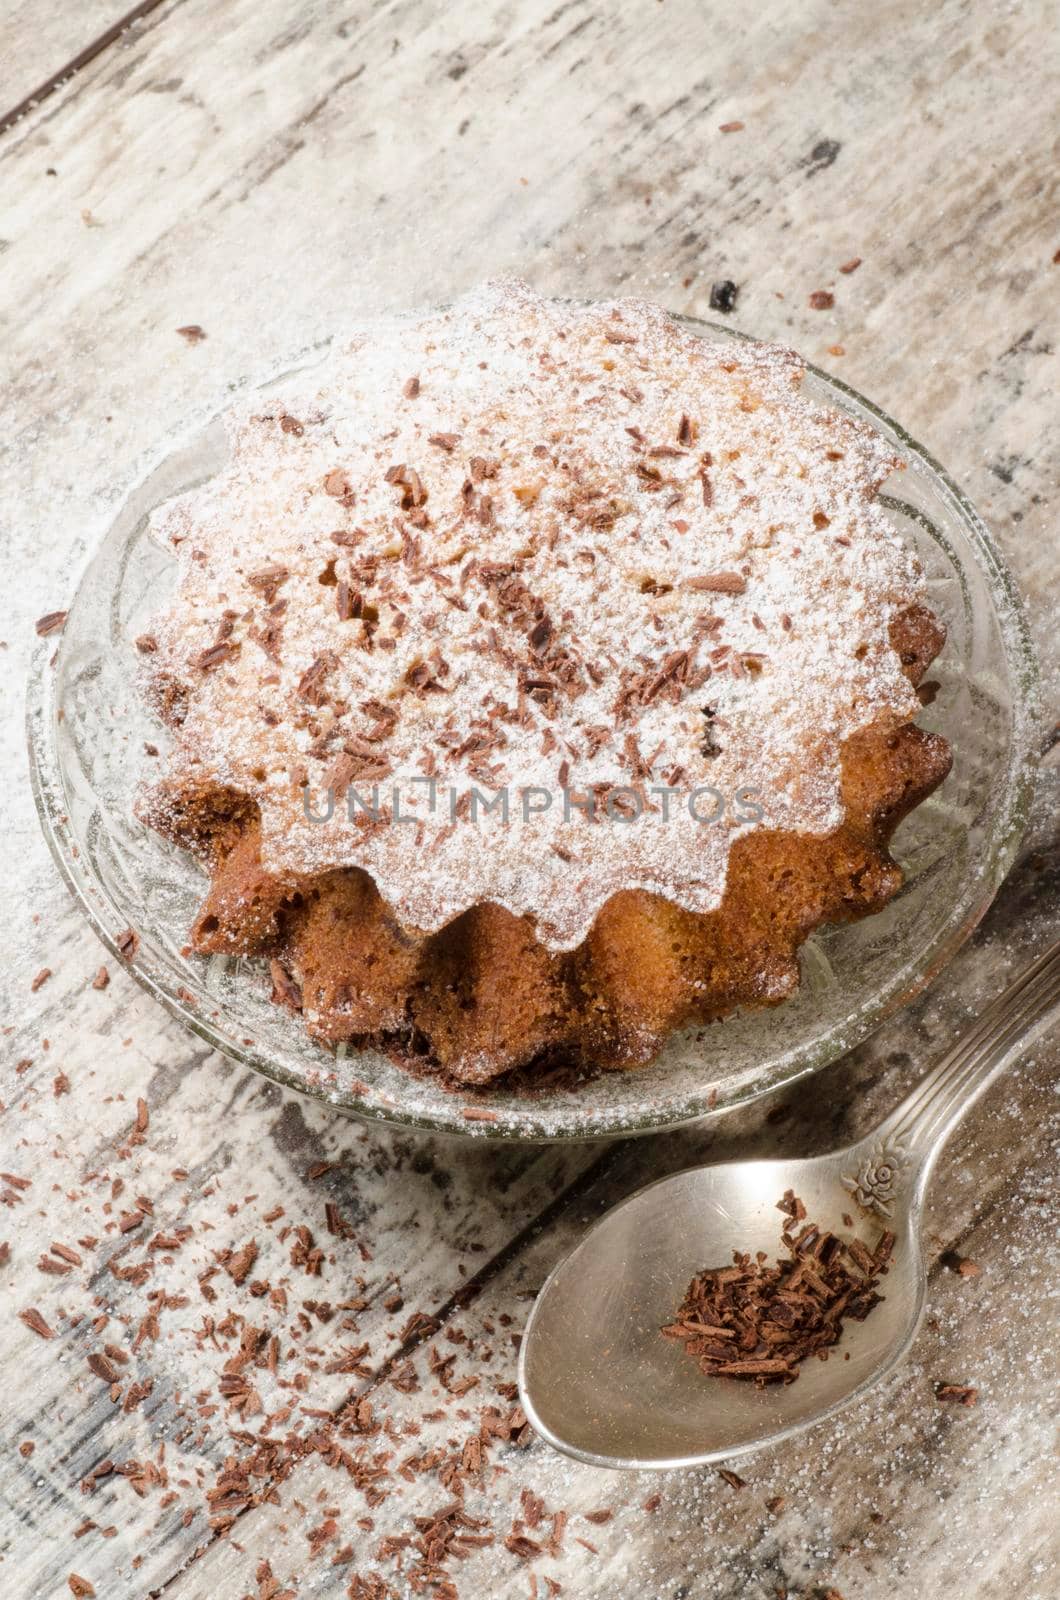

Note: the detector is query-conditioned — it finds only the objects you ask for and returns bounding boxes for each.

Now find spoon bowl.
[519,1152,923,1468]
[519,939,1060,1468]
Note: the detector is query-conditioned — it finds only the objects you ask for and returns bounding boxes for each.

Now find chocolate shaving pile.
[662,1190,893,1385]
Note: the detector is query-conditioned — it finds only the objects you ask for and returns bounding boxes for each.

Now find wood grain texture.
[0,2,172,130]
[1,0,1057,1596]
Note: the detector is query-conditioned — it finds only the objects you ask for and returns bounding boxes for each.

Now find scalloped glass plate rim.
[26,313,1040,1141]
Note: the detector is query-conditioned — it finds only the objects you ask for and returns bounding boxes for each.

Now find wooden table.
[2,4,1057,1596]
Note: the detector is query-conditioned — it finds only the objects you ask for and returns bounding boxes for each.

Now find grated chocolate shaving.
[19,1307,55,1340]
[35,610,68,637]
[662,1190,891,1385]
[683,572,746,594]
[935,1382,978,1406]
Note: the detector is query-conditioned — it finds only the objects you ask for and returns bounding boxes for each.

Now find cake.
[136,280,951,1086]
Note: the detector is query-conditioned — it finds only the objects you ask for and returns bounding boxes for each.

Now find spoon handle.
[860,938,1060,1200]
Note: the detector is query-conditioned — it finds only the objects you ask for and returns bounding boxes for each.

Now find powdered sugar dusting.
[142,280,925,949]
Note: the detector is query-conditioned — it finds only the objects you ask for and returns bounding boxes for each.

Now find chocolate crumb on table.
[941,1251,982,1278]
[18,1306,55,1339]
[35,610,68,636]
[808,289,835,310]
[708,279,740,313]
[662,1190,891,1384]
[935,1383,978,1406]
[717,1469,746,1490]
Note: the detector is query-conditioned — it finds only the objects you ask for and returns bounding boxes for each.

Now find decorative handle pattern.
[841,1139,909,1219]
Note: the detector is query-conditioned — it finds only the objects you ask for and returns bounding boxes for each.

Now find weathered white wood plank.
[0,2,168,127]
[0,0,1057,1596]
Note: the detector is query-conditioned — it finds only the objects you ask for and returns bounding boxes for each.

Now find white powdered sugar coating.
[143,279,926,949]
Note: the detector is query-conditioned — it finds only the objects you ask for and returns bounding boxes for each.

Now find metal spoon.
[519,938,1060,1469]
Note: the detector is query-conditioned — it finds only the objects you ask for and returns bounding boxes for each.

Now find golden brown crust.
[140,602,950,1086]
[133,287,953,1086]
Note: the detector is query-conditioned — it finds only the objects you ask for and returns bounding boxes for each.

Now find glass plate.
[26,315,1039,1141]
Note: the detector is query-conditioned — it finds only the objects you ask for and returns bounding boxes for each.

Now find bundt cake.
[136,280,951,1086]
